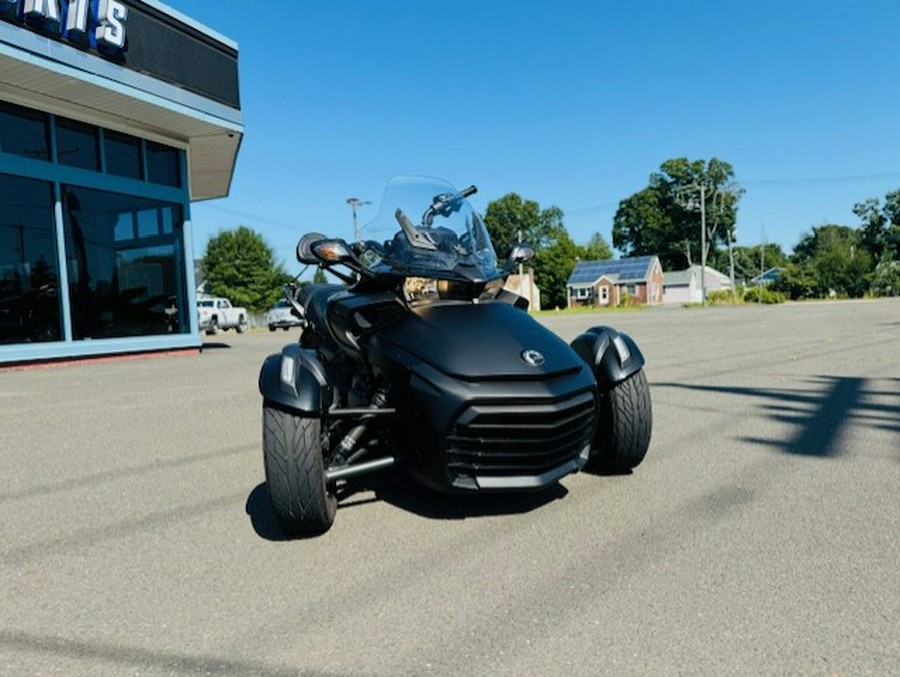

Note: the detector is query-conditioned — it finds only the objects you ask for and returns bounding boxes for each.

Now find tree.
[577,232,613,262]
[853,189,900,262]
[772,262,818,300]
[790,224,871,298]
[312,268,328,284]
[534,226,580,309]
[612,158,743,270]
[203,226,291,312]
[484,193,572,308]
[729,244,788,281]
[870,251,900,297]
[483,193,562,257]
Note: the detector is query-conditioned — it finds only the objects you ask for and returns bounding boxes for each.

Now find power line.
[742,171,900,186]
[189,170,900,239]
[193,203,299,233]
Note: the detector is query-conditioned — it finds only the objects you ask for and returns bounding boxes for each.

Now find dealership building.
[0,0,242,365]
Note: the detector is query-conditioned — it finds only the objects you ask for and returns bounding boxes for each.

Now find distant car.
[197,296,248,335]
[266,299,303,331]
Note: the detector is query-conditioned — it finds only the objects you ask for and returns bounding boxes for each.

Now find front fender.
[570,325,645,392]
[258,344,330,416]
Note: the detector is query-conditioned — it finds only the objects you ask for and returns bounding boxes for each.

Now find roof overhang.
[0,20,242,200]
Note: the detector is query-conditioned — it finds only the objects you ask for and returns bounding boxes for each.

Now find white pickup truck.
[197,297,248,335]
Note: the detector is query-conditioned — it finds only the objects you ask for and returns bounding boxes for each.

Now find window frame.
[0,103,196,363]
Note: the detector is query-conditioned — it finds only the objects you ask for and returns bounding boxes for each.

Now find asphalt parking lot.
[1,299,898,676]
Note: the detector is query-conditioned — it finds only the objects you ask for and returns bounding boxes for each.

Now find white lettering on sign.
[2,0,127,52]
[23,0,60,23]
[65,0,89,34]
[95,0,126,49]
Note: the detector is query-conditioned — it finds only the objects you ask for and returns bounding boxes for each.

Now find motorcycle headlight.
[403,277,440,304]
[403,278,471,304]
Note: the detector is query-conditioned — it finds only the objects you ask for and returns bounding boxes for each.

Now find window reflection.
[62,186,186,339]
[56,118,100,171]
[146,141,181,187]
[104,130,143,180]
[0,101,50,162]
[0,174,62,344]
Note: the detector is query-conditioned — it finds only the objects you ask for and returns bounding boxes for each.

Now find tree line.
[612,158,900,300]
[202,161,900,311]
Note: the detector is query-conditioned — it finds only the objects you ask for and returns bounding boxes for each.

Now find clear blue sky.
[171,0,900,269]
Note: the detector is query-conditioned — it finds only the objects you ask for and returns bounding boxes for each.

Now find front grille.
[446,391,595,477]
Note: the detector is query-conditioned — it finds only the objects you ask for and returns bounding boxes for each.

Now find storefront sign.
[1,0,127,51]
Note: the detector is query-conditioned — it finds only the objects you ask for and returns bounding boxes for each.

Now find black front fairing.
[362,300,598,492]
[372,301,584,380]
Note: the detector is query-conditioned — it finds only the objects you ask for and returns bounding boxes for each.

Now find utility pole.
[758,225,765,308]
[676,182,710,306]
[346,197,371,243]
[517,229,524,276]
[727,227,736,303]
[699,185,707,306]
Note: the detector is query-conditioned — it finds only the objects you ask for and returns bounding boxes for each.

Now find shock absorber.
[335,388,388,465]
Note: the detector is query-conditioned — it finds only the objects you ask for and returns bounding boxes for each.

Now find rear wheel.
[236,315,247,333]
[205,317,218,335]
[262,404,336,536]
[587,370,652,472]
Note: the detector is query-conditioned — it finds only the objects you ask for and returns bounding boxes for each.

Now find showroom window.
[56,118,100,171]
[0,101,191,357]
[62,186,187,340]
[146,141,182,188]
[0,101,51,162]
[0,173,63,344]
[104,130,144,180]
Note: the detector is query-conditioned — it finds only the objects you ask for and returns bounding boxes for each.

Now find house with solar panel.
[566,256,664,308]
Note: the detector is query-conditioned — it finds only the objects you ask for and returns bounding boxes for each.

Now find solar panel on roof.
[568,256,656,285]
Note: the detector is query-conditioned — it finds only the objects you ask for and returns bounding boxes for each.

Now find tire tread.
[263,406,336,536]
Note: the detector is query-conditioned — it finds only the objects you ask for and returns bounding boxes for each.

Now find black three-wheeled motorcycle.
[259,177,652,535]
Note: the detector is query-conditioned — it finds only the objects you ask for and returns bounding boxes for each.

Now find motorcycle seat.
[302,283,346,330]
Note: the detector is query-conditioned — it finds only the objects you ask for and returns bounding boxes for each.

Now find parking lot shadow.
[200,342,231,350]
[366,472,568,520]
[245,483,290,541]
[245,474,568,540]
[655,375,900,458]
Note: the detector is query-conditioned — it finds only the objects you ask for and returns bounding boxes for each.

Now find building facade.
[1,0,242,365]
[662,265,733,305]
[566,256,664,308]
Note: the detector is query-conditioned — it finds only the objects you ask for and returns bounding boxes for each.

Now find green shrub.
[707,289,740,305]
[743,286,785,304]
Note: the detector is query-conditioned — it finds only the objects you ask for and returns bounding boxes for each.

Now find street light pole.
[346,197,371,243]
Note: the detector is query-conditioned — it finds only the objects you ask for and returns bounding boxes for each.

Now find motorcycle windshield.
[360,176,501,281]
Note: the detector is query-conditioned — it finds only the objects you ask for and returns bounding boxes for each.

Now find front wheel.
[587,370,652,472]
[262,405,336,536]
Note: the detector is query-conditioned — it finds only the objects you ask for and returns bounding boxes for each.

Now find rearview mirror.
[506,244,535,271]
[297,232,327,264]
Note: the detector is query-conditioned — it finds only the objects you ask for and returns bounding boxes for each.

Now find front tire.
[262,404,336,536]
[587,370,652,472]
